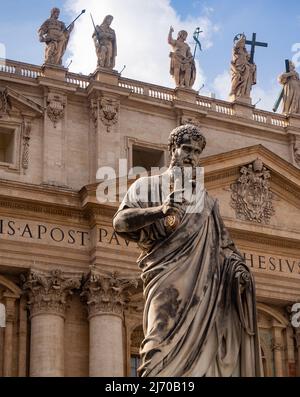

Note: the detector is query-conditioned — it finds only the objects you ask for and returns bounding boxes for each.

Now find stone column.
[2,293,16,377]
[82,269,138,377]
[22,269,80,377]
[295,329,300,377]
[272,323,285,377]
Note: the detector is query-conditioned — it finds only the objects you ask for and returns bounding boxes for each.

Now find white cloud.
[211,70,231,100]
[251,85,280,112]
[63,0,218,89]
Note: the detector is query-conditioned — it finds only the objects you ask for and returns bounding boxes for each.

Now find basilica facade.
[0,58,299,377]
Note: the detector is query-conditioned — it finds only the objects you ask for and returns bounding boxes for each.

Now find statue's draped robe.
[279,71,300,114]
[93,25,117,68]
[39,18,70,65]
[230,49,256,98]
[115,175,261,377]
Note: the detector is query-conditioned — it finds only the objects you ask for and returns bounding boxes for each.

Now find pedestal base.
[91,68,120,86]
[174,87,197,103]
[42,64,68,81]
[229,95,252,106]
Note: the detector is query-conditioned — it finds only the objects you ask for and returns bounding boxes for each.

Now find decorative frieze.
[21,269,81,317]
[81,269,138,318]
[22,120,31,171]
[230,158,275,224]
[46,92,66,127]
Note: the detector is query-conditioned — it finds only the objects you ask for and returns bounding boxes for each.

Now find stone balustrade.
[0,58,293,129]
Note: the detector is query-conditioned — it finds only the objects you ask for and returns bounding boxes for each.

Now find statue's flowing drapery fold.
[115,176,261,377]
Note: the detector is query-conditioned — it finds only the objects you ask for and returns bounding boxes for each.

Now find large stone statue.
[113,124,261,377]
[230,35,256,101]
[168,27,196,89]
[93,15,117,69]
[38,8,74,66]
[278,60,300,114]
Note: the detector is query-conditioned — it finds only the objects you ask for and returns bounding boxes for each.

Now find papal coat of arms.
[100,98,119,132]
[230,159,275,224]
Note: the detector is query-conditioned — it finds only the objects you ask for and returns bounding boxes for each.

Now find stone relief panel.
[21,120,31,172]
[0,90,11,117]
[46,92,66,127]
[230,158,275,224]
[99,97,119,132]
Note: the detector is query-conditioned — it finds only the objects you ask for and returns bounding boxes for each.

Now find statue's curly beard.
[170,151,198,168]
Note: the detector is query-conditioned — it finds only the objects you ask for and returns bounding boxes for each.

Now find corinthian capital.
[21,269,81,318]
[81,269,138,318]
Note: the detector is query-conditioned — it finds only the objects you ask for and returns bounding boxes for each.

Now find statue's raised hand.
[161,189,186,217]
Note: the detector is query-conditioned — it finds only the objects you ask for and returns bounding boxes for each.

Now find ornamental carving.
[294,144,300,168]
[99,97,119,132]
[22,121,31,171]
[21,269,81,317]
[89,98,98,130]
[180,115,200,127]
[271,342,283,352]
[46,92,66,127]
[81,269,138,318]
[131,326,144,349]
[230,159,275,224]
[0,89,11,117]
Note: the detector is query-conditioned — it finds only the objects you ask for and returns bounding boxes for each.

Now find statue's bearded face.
[51,9,60,19]
[171,136,203,168]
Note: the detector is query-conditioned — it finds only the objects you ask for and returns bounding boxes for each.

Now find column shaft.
[30,313,64,377]
[89,314,124,377]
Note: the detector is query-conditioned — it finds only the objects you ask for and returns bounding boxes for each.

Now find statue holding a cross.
[229,33,268,103]
[277,60,300,115]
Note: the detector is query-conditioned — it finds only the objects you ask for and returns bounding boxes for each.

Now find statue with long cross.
[230,33,268,103]
[244,33,268,64]
[276,59,300,114]
[273,60,290,112]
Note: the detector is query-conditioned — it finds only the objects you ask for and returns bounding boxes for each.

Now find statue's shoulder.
[205,191,219,210]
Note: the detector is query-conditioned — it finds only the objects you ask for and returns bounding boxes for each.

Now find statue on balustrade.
[278,60,300,114]
[93,15,117,69]
[38,8,74,66]
[168,27,196,89]
[230,34,256,101]
[113,124,261,377]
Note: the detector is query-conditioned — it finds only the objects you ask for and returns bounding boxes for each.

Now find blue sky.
[0,0,300,111]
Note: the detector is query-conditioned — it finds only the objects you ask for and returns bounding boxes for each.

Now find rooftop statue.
[229,34,257,102]
[92,15,117,69]
[38,8,75,66]
[168,27,196,89]
[278,60,300,115]
[113,124,261,377]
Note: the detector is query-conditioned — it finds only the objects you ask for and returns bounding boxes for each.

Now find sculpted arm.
[113,190,183,233]
[113,207,165,233]
[38,21,48,42]
[168,26,176,46]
